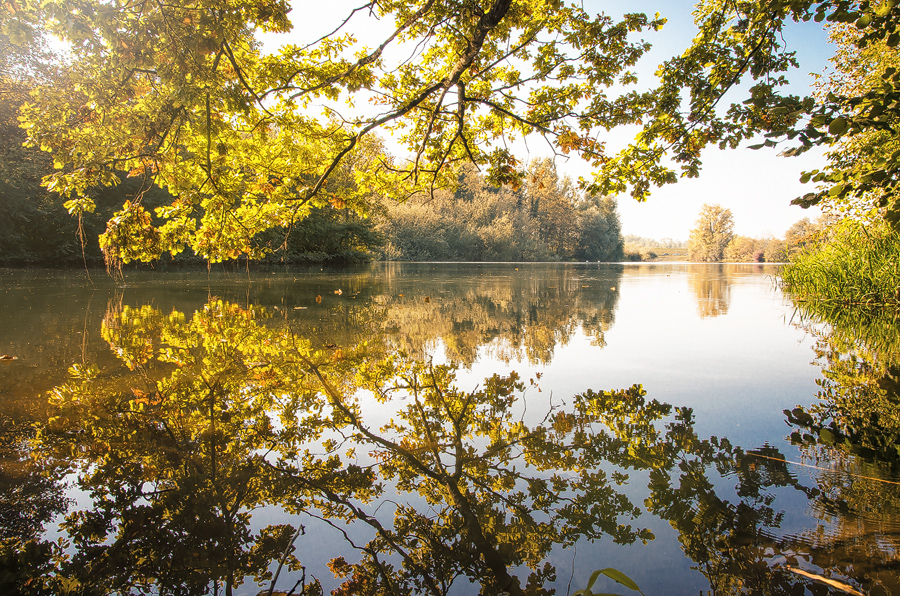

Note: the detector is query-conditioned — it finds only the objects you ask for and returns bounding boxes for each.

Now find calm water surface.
[1,263,898,595]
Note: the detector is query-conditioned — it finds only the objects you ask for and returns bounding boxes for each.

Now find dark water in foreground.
[1,263,899,595]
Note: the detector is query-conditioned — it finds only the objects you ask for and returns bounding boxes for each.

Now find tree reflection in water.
[3,297,898,595]
[688,265,732,319]
[373,265,620,366]
[642,300,900,596]
[778,302,900,595]
[0,415,70,594]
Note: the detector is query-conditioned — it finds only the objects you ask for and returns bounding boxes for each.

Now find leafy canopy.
[6,0,900,260]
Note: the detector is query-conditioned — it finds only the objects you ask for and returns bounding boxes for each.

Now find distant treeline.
[377,161,623,262]
[618,206,828,263]
[623,235,687,261]
[683,203,829,263]
[623,235,687,249]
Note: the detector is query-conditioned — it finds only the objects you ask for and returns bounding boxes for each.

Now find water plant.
[573,568,645,596]
[781,219,900,306]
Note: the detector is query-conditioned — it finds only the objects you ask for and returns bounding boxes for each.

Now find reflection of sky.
[11,264,886,596]
[457,263,820,447]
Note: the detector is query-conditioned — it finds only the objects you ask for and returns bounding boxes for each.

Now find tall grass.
[781,219,900,306]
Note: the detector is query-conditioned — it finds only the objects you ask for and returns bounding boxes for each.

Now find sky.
[576,0,837,240]
[263,0,838,240]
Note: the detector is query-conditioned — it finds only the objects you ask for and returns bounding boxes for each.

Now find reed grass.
[781,219,900,307]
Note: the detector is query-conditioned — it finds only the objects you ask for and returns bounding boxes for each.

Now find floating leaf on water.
[315,295,322,303]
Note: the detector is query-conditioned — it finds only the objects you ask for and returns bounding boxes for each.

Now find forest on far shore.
[624,203,827,264]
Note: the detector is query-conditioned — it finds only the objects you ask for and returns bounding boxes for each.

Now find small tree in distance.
[689,204,735,262]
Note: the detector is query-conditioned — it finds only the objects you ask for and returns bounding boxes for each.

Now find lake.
[1,263,898,596]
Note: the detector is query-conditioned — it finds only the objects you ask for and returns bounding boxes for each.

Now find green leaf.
[828,117,849,136]
[584,569,604,591]
[597,568,642,593]
[791,193,821,208]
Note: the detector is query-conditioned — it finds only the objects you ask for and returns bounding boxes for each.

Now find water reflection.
[373,264,620,365]
[0,299,740,595]
[0,265,622,402]
[3,267,900,595]
[647,442,827,595]
[0,416,68,546]
[781,302,900,594]
[689,264,732,319]
[34,302,307,595]
[788,301,900,467]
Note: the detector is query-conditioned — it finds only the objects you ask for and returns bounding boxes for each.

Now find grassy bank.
[781,220,900,306]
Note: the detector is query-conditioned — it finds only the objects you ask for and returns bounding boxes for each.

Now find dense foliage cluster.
[378,162,623,262]
[6,0,900,264]
[782,2,900,228]
[681,204,824,263]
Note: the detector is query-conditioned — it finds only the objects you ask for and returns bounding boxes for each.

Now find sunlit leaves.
[3,0,670,261]
[687,203,734,262]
